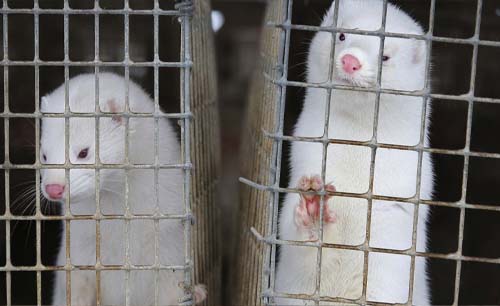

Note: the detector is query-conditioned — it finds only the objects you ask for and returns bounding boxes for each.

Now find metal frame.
[2,0,196,305]
[240,0,491,305]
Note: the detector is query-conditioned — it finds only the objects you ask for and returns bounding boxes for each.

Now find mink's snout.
[45,184,65,200]
[341,54,362,74]
[336,48,367,77]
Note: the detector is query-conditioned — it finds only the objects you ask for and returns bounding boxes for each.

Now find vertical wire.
[265,0,293,304]
[407,0,436,304]
[123,0,131,304]
[313,0,341,304]
[180,2,194,303]
[153,0,160,305]
[452,1,482,305]
[93,1,102,304]
[360,0,389,303]
[33,1,42,305]
[63,1,72,304]
[2,1,11,304]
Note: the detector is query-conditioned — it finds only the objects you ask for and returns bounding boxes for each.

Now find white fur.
[275,1,433,305]
[41,73,190,306]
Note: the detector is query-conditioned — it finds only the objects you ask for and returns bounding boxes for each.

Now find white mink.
[275,1,433,305]
[40,73,206,306]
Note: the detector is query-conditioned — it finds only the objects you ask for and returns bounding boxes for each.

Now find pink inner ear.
[107,99,122,123]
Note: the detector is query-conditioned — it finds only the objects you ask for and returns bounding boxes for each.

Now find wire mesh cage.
[0,0,220,305]
[235,0,500,305]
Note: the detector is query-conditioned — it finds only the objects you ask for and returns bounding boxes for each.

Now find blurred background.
[0,0,499,305]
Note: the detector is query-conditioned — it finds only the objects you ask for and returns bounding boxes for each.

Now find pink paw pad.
[294,175,337,231]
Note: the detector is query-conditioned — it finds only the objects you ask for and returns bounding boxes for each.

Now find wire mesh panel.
[237,0,500,305]
[0,0,220,305]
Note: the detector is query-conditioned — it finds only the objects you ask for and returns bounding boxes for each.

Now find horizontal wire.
[262,130,500,159]
[0,163,192,170]
[0,60,191,68]
[1,213,192,220]
[240,177,500,212]
[0,264,191,272]
[0,8,185,16]
[251,228,500,264]
[263,290,426,306]
[268,22,500,48]
[250,227,500,265]
[0,112,192,118]
[264,74,500,105]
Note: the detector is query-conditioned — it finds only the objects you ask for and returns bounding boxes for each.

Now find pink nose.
[45,184,65,200]
[341,54,362,74]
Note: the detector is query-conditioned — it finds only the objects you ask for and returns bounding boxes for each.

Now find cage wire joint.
[175,0,194,16]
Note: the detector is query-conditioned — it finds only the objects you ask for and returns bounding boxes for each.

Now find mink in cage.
[0,0,221,305]
[234,0,500,305]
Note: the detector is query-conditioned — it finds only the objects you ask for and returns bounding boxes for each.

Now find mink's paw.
[294,175,336,240]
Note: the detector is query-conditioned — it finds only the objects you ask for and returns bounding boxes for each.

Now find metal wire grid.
[239,0,496,305]
[1,0,197,305]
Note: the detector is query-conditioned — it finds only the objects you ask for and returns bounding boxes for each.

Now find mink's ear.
[412,39,427,65]
[323,1,340,27]
[107,99,123,124]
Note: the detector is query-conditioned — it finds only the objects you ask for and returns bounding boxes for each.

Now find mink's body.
[41,73,205,306]
[275,1,433,304]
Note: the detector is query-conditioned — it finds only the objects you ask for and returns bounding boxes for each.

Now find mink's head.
[308,0,428,91]
[39,73,152,203]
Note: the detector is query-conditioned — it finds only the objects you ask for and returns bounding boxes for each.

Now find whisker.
[18,196,37,216]
[10,189,34,208]
[10,180,37,190]
[24,210,36,248]
[11,195,37,235]
[10,188,37,213]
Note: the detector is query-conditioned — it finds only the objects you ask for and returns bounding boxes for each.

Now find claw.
[294,175,337,237]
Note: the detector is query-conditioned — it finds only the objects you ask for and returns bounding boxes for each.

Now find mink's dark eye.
[339,33,346,41]
[382,55,390,62]
[78,148,89,159]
